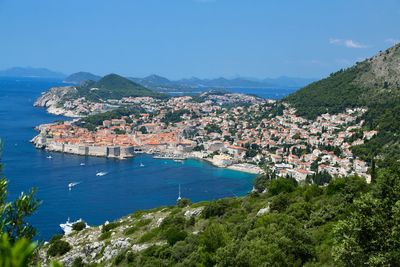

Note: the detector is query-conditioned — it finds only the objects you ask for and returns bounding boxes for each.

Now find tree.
[0,234,36,267]
[139,126,148,134]
[333,167,400,266]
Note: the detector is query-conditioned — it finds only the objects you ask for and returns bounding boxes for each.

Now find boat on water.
[46,155,52,159]
[177,184,182,201]
[174,159,184,163]
[68,182,80,190]
[60,218,89,235]
[140,163,145,167]
[80,163,85,166]
[96,171,107,176]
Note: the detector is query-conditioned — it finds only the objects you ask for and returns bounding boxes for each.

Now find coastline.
[31,133,262,175]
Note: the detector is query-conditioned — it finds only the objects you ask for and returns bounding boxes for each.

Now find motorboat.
[68,182,80,190]
[140,163,145,167]
[96,171,107,176]
[46,155,52,159]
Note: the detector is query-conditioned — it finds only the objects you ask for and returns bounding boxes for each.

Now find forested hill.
[285,44,400,163]
[73,74,166,101]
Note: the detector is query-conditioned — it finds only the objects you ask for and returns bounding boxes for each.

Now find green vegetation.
[0,234,36,267]
[161,109,191,125]
[102,221,121,233]
[67,74,166,102]
[205,123,222,134]
[47,239,71,257]
[77,106,144,131]
[110,167,400,267]
[285,44,400,163]
[72,221,86,232]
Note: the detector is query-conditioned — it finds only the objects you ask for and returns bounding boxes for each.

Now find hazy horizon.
[0,0,399,79]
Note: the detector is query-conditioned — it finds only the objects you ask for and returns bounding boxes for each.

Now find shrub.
[177,198,192,208]
[102,222,120,233]
[126,251,136,263]
[139,228,160,243]
[98,231,112,241]
[49,234,63,244]
[114,251,126,265]
[136,218,152,228]
[72,221,86,232]
[267,178,296,196]
[202,199,230,218]
[48,240,71,256]
[164,227,188,246]
[160,214,186,230]
[72,257,84,267]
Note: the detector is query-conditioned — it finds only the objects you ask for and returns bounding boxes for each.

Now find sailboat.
[177,184,182,201]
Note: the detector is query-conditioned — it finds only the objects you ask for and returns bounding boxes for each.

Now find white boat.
[140,163,145,167]
[174,159,184,163]
[96,171,107,176]
[80,163,85,166]
[68,182,80,190]
[60,218,89,235]
[46,155,52,159]
[177,184,182,201]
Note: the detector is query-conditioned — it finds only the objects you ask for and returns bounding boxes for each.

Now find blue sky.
[0,0,399,79]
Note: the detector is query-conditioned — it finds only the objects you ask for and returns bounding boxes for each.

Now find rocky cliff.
[34,86,80,117]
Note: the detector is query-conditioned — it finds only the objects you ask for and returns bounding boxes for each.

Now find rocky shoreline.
[34,86,83,117]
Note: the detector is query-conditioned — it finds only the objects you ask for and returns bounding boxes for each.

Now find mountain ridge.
[0,67,66,78]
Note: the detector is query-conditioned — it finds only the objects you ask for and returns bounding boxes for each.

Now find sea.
[0,77,294,240]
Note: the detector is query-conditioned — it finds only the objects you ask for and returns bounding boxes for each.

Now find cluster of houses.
[33,93,375,182]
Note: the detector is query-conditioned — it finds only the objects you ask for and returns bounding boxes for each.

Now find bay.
[0,77,258,240]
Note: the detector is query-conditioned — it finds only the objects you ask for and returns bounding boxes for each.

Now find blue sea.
[0,78,293,240]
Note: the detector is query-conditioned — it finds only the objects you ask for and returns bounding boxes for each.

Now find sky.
[0,0,399,79]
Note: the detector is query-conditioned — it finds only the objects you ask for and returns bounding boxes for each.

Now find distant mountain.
[76,74,165,101]
[0,67,66,78]
[129,75,315,92]
[285,43,400,163]
[64,72,101,84]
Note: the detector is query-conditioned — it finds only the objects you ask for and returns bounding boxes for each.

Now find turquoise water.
[0,77,257,240]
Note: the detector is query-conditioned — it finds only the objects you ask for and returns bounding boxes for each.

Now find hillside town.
[33,93,375,182]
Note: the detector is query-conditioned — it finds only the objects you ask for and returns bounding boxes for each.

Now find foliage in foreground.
[103,166,400,267]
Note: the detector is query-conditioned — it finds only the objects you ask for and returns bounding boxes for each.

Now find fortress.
[33,135,135,158]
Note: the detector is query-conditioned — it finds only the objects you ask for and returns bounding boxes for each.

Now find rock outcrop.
[34,86,79,117]
[34,86,76,108]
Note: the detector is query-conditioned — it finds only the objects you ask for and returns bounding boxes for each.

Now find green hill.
[285,44,400,163]
[73,73,166,101]
[37,169,400,266]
